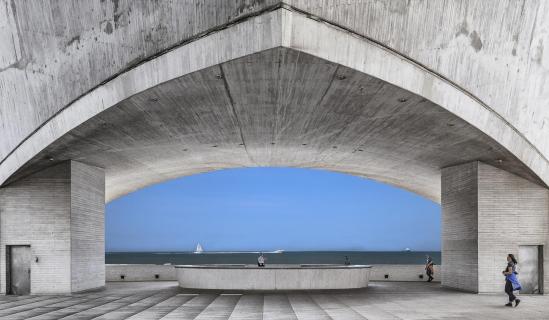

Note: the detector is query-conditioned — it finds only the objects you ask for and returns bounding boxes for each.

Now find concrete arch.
[1,2,549,296]
[0,6,546,201]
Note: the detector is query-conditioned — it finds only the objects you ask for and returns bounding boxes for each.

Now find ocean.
[106,251,441,265]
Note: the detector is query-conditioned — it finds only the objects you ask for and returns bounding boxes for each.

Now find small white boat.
[194,243,204,254]
[404,248,412,252]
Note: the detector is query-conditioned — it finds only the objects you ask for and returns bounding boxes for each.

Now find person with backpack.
[502,253,521,307]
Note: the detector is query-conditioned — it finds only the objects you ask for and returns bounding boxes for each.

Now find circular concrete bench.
[175,264,371,290]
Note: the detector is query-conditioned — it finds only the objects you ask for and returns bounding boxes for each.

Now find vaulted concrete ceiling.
[6,48,540,202]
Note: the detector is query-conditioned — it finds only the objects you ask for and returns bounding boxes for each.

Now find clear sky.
[106,167,441,252]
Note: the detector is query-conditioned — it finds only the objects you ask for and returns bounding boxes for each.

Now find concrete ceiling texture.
[2,1,548,203]
[7,48,538,202]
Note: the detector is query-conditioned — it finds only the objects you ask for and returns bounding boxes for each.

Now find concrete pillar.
[442,161,549,293]
[0,161,105,294]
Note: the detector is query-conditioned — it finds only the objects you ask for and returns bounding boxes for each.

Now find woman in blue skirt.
[502,254,521,307]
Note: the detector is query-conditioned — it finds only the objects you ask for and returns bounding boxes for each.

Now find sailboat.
[194,243,204,254]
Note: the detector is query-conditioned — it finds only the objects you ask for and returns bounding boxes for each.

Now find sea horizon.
[106,249,440,253]
[106,250,441,265]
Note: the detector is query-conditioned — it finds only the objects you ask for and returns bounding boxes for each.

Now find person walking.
[425,255,434,282]
[503,253,521,307]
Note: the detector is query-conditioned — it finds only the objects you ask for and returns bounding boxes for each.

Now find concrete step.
[194,294,241,320]
[263,294,298,320]
[87,291,177,320]
[25,295,132,320]
[17,294,114,320]
[228,294,263,320]
[0,296,74,319]
[49,291,166,320]
[310,294,367,320]
[287,293,332,320]
[125,294,196,320]
[159,294,217,319]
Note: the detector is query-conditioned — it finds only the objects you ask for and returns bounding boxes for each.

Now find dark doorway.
[6,245,31,295]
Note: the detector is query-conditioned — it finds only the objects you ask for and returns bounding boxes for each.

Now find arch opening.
[1,3,549,297]
[1,7,546,200]
[105,167,441,255]
[3,47,539,204]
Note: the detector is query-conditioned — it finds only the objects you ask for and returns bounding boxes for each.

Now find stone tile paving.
[0,281,547,319]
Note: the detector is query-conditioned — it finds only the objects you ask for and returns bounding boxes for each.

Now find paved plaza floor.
[0,281,547,319]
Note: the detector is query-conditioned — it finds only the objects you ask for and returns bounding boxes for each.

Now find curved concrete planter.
[175,264,371,290]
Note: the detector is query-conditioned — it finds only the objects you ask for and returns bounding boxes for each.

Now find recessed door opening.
[518,245,544,294]
[6,245,31,295]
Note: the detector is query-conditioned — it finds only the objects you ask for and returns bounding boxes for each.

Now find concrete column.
[0,161,105,294]
[441,162,479,292]
[442,161,549,293]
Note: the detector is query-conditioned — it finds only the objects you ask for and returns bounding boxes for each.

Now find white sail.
[194,243,204,253]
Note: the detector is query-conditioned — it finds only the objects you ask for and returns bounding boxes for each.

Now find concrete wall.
[441,162,479,292]
[0,0,279,161]
[70,162,105,292]
[370,264,441,283]
[1,1,549,201]
[106,264,440,283]
[1,1,548,295]
[106,264,176,282]
[0,162,72,294]
[0,161,104,294]
[442,161,549,293]
[175,266,370,290]
[476,162,549,293]
[289,0,549,167]
[2,0,549,168]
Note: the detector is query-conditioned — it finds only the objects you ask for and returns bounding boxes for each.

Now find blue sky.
[106,167,440,252]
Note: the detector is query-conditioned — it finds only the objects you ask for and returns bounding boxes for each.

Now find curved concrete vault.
[6,46,542,203]
[1,6,547,203]
[1,1,549,295]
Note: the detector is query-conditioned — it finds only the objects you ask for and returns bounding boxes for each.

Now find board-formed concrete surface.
[175,265,371,290]
[2,0,549,296]
[0,161,105,294]
[442,161,549,293]
[106,264,441,283]
[2,1,549,202]
[0,281,548,319]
